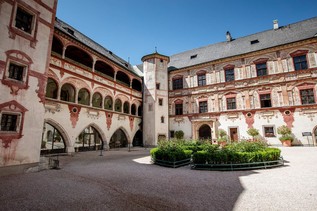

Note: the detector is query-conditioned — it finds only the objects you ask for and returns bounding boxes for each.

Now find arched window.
[51,36,63,56]
[174,99,183,115]
[95,60,114,79]
[138,105,142,116]
[92,92,102,108]
[123,101,130,114]
[46,78,58,99]
[131,104,136,115]
[116,71,130,87]
[65,45,93,70]
[60,83,75,102]
[75,126,102,151]
[115,99,122,112]
[78,88,90,106]
[104,96,113,110]
[132,79,142,91]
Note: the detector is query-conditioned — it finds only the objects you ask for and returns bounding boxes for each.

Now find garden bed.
[191,157,284,171]
[152,158,191,168]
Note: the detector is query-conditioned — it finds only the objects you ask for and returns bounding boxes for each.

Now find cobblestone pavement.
[0,147,317,211]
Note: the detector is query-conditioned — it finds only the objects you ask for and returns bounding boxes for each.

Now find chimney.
[226,31,232,42]
[273,20,279,30]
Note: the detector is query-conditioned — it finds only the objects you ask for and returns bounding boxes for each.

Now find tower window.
[8,63,25,81]
[15,7,33,34]
[159,98,163,106]
[161,116,164,123]
[1,113,18,132]
[156,83,160,90]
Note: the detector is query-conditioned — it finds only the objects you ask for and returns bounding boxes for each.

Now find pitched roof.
[54,18,142,77]
[168,17,317,71]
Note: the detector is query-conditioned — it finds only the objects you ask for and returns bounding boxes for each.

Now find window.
[148,104,153,112]
[190,54,197,59]
[293,55,308,71]
[199,101,208,113]
[1,113,18,132]
[260,94,272,108]
[264,126,275,137]
[8,63,25,81]
[250,39,259,44]
[300,89,315,105]
[197,74,206,86]
[226,98,236,110]
[159,98,163,106]
[175,103,183,115]
[156,83,160,89]
[161,116,164,123]
[15,7,33,34]
[173,78,183,90]
[225,69,235,82]
[170,130,175,138]
[256,63,267,77]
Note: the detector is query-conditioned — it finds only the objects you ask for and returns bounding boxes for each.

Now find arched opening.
[138,105,142,116]
[65,45,93,70]
[78,88,90,106]
[104,96,113,110]
[123,101,130,114]
[116,71,130,87]
[199,124,211,140]
[115,99,122,112]
[131,104,136,115]
[132,79,142,91]
[95,60,114,79]
[45,78,58,99]
[75,126,103,151]
[92,92,102,108]
[133,130,143,147]
[60,83,76,102]
[51,36,63,56]
[110,129,128,148]
[41,122,66,155]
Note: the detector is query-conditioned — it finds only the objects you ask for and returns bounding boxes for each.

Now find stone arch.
[44,118,71,149]
[51,35,63,56]
[76,123,107,147]
[65,45,93,70]
[46,77,58,99]
[198,124,212,140]
[109,126,131,148]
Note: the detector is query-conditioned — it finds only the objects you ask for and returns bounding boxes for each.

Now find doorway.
[199,124,211,140]
[229,127,238,142]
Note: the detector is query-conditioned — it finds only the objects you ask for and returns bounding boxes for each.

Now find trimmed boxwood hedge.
[150,140,281,167]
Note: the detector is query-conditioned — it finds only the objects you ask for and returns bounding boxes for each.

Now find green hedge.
[192,148,281,164]
[151,140,281,164]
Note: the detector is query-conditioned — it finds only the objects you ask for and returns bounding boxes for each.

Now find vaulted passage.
[110,129,128,148]
[41,122,66,155]
[133,130,143,147]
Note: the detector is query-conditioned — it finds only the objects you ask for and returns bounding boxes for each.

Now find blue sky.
[56,0,317,65]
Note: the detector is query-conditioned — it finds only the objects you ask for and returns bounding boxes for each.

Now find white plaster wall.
[169,117,192,139]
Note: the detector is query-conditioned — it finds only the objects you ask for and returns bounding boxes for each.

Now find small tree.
[277,125,293,142]
[217,129,228,143]
[247,128,259,141]
[175,130,184,139]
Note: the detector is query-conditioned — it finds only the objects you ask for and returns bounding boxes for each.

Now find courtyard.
[0,147,316,211]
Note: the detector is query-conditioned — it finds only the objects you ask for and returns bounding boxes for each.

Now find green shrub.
[175,130,184,139]
[192,151,208,164]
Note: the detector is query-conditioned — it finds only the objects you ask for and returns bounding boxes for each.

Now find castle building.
[1,0,317,171]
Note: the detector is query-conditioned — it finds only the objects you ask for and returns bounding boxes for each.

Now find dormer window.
[190,54,197,59]
[251,39,259,44]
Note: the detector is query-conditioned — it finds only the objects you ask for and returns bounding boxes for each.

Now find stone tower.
[142,52,170,146]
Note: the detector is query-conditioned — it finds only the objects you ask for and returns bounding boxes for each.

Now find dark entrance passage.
[132,130,143,147]
[41,122,66,155]
[199,124,211,140]
[75,126,102,151]
[110,129,128,149]
[230,128,238,142]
